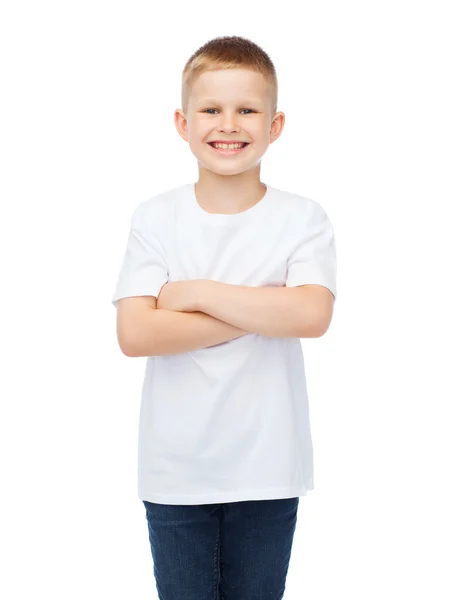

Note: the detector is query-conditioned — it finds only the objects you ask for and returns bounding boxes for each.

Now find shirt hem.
[138,484,313,505]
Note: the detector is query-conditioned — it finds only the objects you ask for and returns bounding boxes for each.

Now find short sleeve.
[111,207,169,308]
[286,201,337,301]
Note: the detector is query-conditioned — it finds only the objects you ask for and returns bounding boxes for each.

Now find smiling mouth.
[207,142,250,155]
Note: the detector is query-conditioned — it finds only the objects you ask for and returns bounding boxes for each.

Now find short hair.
[181,35,278,115]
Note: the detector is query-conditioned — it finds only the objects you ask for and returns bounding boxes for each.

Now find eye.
[202,108,256,115]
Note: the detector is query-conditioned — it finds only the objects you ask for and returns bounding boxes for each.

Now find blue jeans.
[143,497,299,600]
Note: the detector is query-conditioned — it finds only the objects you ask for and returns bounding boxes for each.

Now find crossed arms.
[123,280,334,357]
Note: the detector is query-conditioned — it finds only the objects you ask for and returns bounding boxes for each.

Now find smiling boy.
[112,35,337,600]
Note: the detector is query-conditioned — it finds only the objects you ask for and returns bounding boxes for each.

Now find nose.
[217,112,240,133]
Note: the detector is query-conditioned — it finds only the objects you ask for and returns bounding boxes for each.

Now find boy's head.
[175,36,285,177]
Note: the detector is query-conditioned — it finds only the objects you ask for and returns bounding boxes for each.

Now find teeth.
[212,142,245,149]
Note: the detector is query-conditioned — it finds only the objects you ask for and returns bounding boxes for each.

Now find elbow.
[118,339,136,357]
[314,315,334,338]
[117,330,141,357]
[314,327,328,338]
[120,336,157,358]
[295,322,322,338]
[299,315,332,338]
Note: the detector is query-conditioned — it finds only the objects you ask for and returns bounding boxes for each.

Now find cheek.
[190,126,211,143]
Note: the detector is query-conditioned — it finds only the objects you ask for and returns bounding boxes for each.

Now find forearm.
[127,308,249,358]
[197,282,320,338]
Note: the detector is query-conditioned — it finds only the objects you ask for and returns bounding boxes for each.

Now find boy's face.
[175,68,284,176]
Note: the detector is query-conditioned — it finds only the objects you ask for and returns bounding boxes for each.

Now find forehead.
[191,68,268,104]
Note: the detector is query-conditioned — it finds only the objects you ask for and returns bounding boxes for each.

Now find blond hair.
[181,35,278,115]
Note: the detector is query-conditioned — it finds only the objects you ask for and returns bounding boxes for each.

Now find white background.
[1,1,454,598]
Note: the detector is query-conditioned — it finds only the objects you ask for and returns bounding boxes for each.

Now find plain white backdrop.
[1,1,454,598]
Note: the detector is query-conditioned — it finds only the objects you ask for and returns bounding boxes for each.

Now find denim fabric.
[143,497,299,600]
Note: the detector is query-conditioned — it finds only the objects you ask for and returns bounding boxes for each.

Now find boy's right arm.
[116,296,249,357]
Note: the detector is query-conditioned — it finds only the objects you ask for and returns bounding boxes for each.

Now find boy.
[112,35,336,600]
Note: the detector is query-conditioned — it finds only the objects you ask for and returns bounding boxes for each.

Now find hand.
[156,280,207,312]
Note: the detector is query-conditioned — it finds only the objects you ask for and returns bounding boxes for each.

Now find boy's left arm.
[195,280,334,338]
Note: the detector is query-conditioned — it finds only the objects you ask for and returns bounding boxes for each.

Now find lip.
[207,142,250,156]
[208,140,249,144]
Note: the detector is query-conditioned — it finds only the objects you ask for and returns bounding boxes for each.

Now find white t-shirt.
[112,182,337,505]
